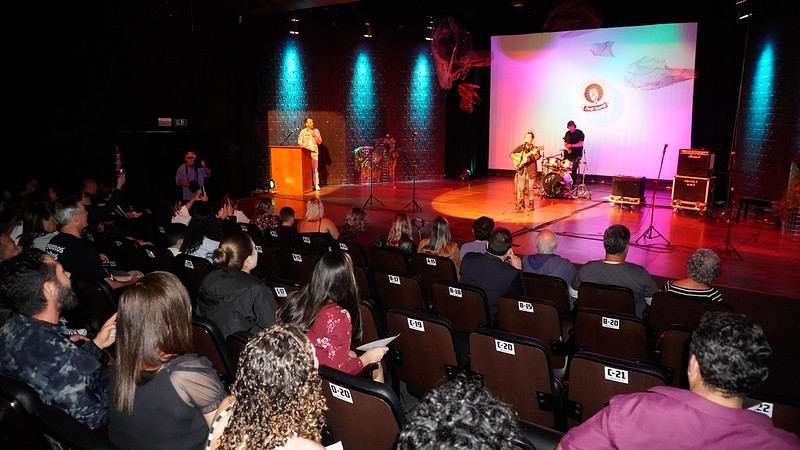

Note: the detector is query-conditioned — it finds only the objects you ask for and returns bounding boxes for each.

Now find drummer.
[563,120,584,188]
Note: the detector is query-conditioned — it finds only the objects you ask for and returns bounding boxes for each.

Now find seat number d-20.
[329,384,353,403]
[604,366,629,384]
[407,318,425,332]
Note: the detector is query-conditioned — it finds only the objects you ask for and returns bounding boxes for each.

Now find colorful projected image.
[489,23,698,180]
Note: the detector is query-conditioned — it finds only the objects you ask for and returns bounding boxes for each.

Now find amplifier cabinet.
[677,149,714,177]
[671,176,714,212]
[611,176,645,198]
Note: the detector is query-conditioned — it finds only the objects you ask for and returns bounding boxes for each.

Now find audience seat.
[70,278,118,335]
[140,244,174,273]
[190,316,236,388]
[430,281,490,335]
[497,295,567,370]
[469,328,559,428]
[657,324,693,388]
[318,365,405,450]
[573,309,648,361]
[0,375,114,450]
[647,291,733,334]
[252,242,283,280]
[352,298,385,351]
[522,272,572,317]
[335,241,369,267]
[110,237,146,272]
[262,276,303,307]
[225,331,250,370]
[372,271,428,311]
[576,282,636,316]
[566,351,667,429]
[515,421,565,450]
[292,233,331,256]
[171,254,213,305]
[369,246,410,275]
[263,227,292,251]
[235,222,267,249]
[277,249,319,285]
[411,253,457,300]
[386,309,465,393]
[743,394,800,435]
[351,263,375,299]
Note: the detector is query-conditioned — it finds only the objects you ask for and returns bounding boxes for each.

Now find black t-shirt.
[563,129,585,160]
[46,233,108,282]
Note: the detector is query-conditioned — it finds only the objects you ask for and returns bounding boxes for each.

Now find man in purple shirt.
[558,312,799,449]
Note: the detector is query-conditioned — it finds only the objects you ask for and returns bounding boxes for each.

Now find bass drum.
[542,172,565,197]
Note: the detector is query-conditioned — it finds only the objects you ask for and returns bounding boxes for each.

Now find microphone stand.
[280,128,299,145]
[363,145,384,209]
[402,132,422,213]
[636,144,670,245]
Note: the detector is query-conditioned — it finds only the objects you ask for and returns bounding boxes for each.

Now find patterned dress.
[305,302,362,375]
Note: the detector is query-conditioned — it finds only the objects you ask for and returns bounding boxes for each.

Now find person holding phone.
[175,151,211,202]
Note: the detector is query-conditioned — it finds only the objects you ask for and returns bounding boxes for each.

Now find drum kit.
[539,156,573,197]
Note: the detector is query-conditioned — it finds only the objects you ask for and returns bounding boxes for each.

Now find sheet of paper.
[355,334,399,351]
[325,441,344,450]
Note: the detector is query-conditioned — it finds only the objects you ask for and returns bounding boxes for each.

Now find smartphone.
[201,185,206,196]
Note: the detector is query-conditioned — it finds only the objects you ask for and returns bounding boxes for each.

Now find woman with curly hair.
[207,325,326,450]
[251,197,280,230]
[664,248,724,302]
[418,216,460,274]
[181,203,225,262]
[277,251,387,381]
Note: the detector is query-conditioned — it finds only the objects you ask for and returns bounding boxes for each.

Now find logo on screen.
[577,78,611,112]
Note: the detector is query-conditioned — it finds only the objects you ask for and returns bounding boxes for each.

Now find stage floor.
[244,175,800,299]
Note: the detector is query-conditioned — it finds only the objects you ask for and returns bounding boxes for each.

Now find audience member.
[459,215,494,261]
[81,173,127,233]
[0,232,22,262]
[664,248,724,302]
[176,151,211,202]
[17,202,59,250]
[109,272,225,449]
[418,216,461,274]
[279,206,296,228]
[207,325,326,450]
[196,232,278,338]
[338,207,367,242]
[171,191,207,226]
[297,198,339,240]
[0,248,116,429]
[379,212,416,257]
[570,224,658,317]
[396,374,518,450]
[278,251,387,381]
[522,229,577,287]
[251,197,280,230]
[46,195,143,289]
[181,204,225,262]
[461,228,523,321]
[216,194,250,224]
[558,312,800,448]
[165,223,186,256]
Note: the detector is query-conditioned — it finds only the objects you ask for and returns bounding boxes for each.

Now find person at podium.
[298,117,323,191]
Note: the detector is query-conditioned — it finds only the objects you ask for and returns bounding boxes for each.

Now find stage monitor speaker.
[677,149,714,177]
[672,176,714,204]
[611,176,645,198]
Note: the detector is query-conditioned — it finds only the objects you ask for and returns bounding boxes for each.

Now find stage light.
[425,16,435,41]
[290,17,300,35]
[735,0,752,19]
[363,22,372,38]
[268,179,276,190]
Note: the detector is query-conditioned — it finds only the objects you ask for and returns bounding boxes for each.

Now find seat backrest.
[172,254,213,303]
[70,278,118,334]
[351,263,374,299]
[373,271,427,311]
[411,253,457,299]
[263,277,303,307]
[225,332,249,370]
[352,298,384,351]
[277,249,320,285]
[369,246,410,275]
[469,329,555,427]
[386,309,462,392]
[0,375,114,450]
[743,395,800,435]
[573,309,647,361]
[110,237,145,272]
[658,325,693,388]
[430,281,490,335]
[335,241,369,267]
[522,272,572,315]
[252,243,283,280]
[647,291,733,332]
[576,282,635,316]
[140,244,175,273]
[318,365,405,450]
[0,390,51,450]
[191,316,236,382]
[292,233,331,256]
[496,295,564,367]
[567,351,667,428]
[236,222,266,248]
[263,227,292,251]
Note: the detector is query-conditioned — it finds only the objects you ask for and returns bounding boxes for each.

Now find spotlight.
[425,16,435,41]
[363,22,372,38]
[735,0,752,19]
[290,17,299,35]
[268,179,276,190]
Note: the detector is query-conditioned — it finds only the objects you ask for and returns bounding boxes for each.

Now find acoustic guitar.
[510,145,543,170]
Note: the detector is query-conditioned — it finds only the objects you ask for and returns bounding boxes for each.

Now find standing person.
[176,151,211,202]
[298,117,323,191]
[509,130,542,211]
[563,120,584,188]
[109,272,226,450]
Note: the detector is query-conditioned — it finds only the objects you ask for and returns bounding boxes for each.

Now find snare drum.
[561,159,573,172]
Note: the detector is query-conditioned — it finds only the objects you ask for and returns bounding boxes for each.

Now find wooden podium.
[270,146,312,195]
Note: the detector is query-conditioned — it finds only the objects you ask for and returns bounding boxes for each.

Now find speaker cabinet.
[611,176,645,198]
[677,149,714,177]
[671,176,714,212]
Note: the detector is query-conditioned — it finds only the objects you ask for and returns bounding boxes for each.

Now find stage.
[244,175,799,300]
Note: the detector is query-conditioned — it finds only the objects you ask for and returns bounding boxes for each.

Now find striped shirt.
[664,280,723,302]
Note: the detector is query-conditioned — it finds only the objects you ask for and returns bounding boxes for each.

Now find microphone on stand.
[663,143,668,151]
